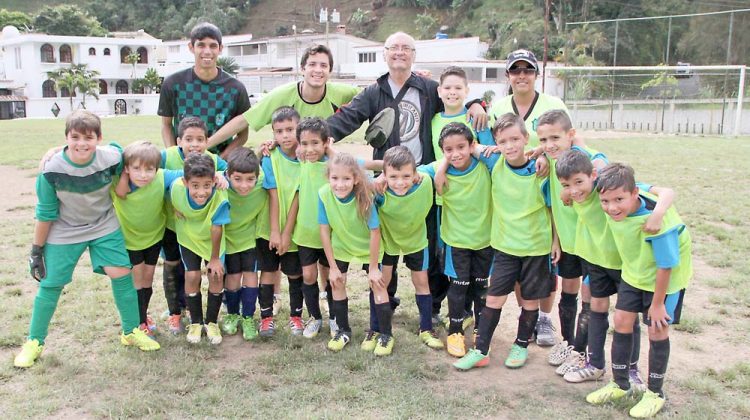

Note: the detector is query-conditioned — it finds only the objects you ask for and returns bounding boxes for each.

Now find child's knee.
[104,266,131,279]
[613,310,636,332]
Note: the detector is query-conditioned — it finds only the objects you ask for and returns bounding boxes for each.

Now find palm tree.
[217,56,239,76]
[47,69,78,110]
[125,51,140,78]
[48,64,101,110]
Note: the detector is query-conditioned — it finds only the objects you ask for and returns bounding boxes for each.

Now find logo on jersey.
[215,113,226,127]
[397,100,420,143]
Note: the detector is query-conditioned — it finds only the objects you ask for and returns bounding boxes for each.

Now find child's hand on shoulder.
[373,173,387,194]
[38,146,64,171]
[535,154,549,178]
[258,140,276,157]
[413,172,423,185]
[213,173,229,190]
[642,213,664,234]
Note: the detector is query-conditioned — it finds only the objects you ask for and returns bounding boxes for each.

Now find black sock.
[588,311,609,369]
[186,292,203,325]
[325,282,334,320]
[573,302,591,353]
[630,318,641,370]
[288,277,303,317]
[176,264,187,309]
[471,277,488,330]
[205,291,223,324]
[648,338,670,397]
[225,288,241,314]
[476,307,501,355]
[515,308,539,348]
[611,331,633,390]
[302,282,322,320]
[259,284,274,318]
[374,302,393,336]
[136,288,148,324]
[559,292,578,344]
[332,299,350,332]
[447,277,470,334]
[162,264,181,315]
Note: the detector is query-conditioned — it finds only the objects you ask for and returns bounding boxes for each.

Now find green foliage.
[33,4,107,36]
[0,9,32,30]
[124,51,140,78]
[142,68,162,94]
[414,12,438,39]
[641,66,681,99]
[216,56,239,76]
[47,64,101,110]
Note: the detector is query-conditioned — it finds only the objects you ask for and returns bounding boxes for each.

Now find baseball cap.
[365,107,396,149]
[506,49,538,71]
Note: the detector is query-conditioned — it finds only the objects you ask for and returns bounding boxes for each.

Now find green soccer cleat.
[327,330,351,352]
[241,317,258,341]
[186,323,203,344]
[453,348,490,371]
[121,327,161,351]
[629,390,666,418]
[205,322,223,345]
[419,330,444,349]
[361,331,379,352]
[373,334,394,356]
[586,381,629,405]
[14,339,43,368]
[220,314,241,335]
[504,343,528,369]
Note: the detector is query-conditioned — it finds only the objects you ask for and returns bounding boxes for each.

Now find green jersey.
[162,146,221,231]
[489,92,569,147]
[256,149,300,251]
[225,171,267,254]
[431,111,495,161]
[293,160,328,249]
[111,169,166,251]
[377,180,433,255]
[572,188,621,270]
[318,184,382,264]
[170,179,229,261]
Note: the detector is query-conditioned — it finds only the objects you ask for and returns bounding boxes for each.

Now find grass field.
[0,116,749,418]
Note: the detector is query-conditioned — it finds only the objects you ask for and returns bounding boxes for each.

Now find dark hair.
[190,22,222,46]
[383,145,416,172]
[183,153,215,180]
[596,163,636,193]
[271,106,300,127]
[226,147,260,176]
[439,66,467,85]
[537,109,573,131]
[492,112,527,137]
[177,116,208,138]
[296,117,330,142]
[556,149,593,179]
[300,44,333,69]
[65,110,101,137]
[438,122,474,149]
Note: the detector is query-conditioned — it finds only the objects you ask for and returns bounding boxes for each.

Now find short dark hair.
[439,66,468,85]
[296,117,330,142]
[492,112,527,137]
[383,145,416,172]
[183,153,215,180]
[556,149,593,179]
[596,163,637,193]
[439,122,474,149]
[300,44,333,69]
[537,109,573,131]
[226,147,260,176]
[177,116,208,138]
[271,106,300,127]
[190,22,222,46]
[65,110,101,138]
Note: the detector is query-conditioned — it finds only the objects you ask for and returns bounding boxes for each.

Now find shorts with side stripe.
[225,248,258,275]
[442,245,493,281]
[615,281,685,326]
[489,249,552,300]
[581,259,622,298]
[382,248,429,272]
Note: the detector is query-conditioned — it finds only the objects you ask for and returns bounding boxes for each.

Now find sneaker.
[373,334,394,356]
[167,314,183,335]
[327,330,351,352]
[220,313,242,335]
[329,318,339,338]
[535,316,557,346]
[205,322,223,345]
[186,324,203,343]
[138,323,155,338]
[453,348,489,371]
[564,363,606,383]
[361,331,380,352]
[629,369,647,393]
[419,330,444,349]
[586,381,629,405]
[303,318,323,339]
[241,317,258,341]
[504,343,528,368]
[629,390,666,418]
[146,315,157,332]
[14,339,43,368]
[446,333,466,357]
[259,317,275,338]
[462,315,474,331]
[556,351,586,376]
[121,327,161,351]
[289,316,305,336]
[272,294,281,316]
[548,340,574,366]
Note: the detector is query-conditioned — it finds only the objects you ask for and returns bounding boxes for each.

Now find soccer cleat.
[361,331,380,352]
[586,381,629,405]
[419,330,444,349]
[259,317,275,338]
[373,334,394,356]
[564,363,606,383]
[167,314,183,335]
[272,294,281,316]
[548,340,574,366]
[303,318,323,339]
[504,343,528,368]
[205,322,222,345]
[329,318,339,338]
[186,323,203,343]
[535,316,557,346]
[629,390,666,418]
[556,351,586,376]
[14,339,43,368]
[146,315,157,332]
[220,313,241,335]
[446,333,466,357]
[327,330,351,352]
[462,315,474,332]
[121,327,161,351]
[241,317,258,341]
[453,348,489,371]
[138,323,155,338]
[629,369,648,393]
[289,316,305,336]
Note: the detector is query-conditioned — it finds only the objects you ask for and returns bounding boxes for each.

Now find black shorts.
[298,245,328,267]
[582,259,622,298]
[489,250,552,300]
[556,251,583,278]
[256,238,302,276]
[382,248,429,272]
[161,229,181,262]
[615,281,685,326]
[443,245,493,281]
[179,245,224,273]
[333,260,374,274]
[225,248,258,275]
[128,241,162,266]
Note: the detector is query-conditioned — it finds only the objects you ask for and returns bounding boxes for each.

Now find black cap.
[506,49,538,71]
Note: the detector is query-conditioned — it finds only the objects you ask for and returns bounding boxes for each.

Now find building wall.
[25,94,159,119]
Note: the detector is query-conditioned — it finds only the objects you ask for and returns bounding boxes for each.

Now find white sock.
[539,310,551,321]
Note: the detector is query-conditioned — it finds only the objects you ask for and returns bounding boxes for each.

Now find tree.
[217,56,239,76]
[48,64,101,110]
[415,12,438,40]
[142,68,162,93]
[47,69,78,110]
[0,9,32,31]
[34,5,107,36]
[125,51,140,78]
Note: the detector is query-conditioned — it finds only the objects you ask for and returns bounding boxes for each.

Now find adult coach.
[158,22,251,158]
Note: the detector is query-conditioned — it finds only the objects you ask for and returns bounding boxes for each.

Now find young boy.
[170,153,230,345]
[421,122,493,358]
[586,163,691,418]
[453,113,557,371]
[220,147,267,341]
[161,116,228,334]
[255,106,305,337]
[16,111,159,368]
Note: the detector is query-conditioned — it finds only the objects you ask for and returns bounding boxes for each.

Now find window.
[14,47,22,70]
[42,80,56,97]
[115,80,128,94]
[104,48,111,56]
[89,47,96,56]
[168,45,180,54]
[137,47,148,64]
[41,44,55,63]
[120,46,131,64]
[60,45,72,63]
[99,80,108,95]
[486,68,498,80]
[358,52,376,63]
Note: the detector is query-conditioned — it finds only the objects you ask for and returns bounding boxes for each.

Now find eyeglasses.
[385,45,415,53]
[508,67,537,75]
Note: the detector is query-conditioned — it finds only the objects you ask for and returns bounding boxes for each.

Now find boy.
[453,113,557,371]
[586,163,691,418]
[220,148,267,340]
[421,122,493,358]
[170,153,230,344]
[16,111,159,368]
